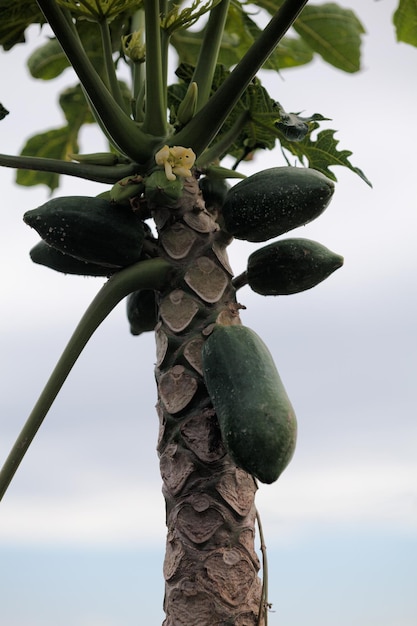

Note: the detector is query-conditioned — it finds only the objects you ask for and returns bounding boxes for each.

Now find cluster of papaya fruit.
[198,166,343,483]
[216,165,344,296]
[24,195,148,276]
[23,160,344,484]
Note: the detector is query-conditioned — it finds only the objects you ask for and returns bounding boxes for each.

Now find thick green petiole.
[0,153,139,183]
[35,0,158,163]
[0,258,175,502]
[142,0,168,136]
[192,0,230,111]
[98,17,127,113]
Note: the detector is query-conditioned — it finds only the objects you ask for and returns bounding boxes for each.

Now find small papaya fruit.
[23,196,145,268]
[221,166,335,242]
[247,238,344,295]
[202,324,297,484]
[144,170,184,208]
[126,289,158,335]
[199,176,230,211]
[29,240,112,276]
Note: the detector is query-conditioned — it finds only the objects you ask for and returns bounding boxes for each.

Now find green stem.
[0,153,139,183]
[0,258,175,502]
[231,270,248,292]
[142,0,167,136]
[192,0,230,111]
[99,17,127,113]
[35,0,158,163]
[133,63,145,122]
[129,9,146,122]
[195,109,250,167]
[173,0,309,156]
[256,507,269,626]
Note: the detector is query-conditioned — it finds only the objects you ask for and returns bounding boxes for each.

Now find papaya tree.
[1,0,414,623]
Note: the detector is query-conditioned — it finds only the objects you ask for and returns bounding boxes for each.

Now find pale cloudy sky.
[1,1,416,625]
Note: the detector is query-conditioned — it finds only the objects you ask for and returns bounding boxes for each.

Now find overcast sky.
[1,1,416,625]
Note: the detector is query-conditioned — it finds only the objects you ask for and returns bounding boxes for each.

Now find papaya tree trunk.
[151,176,264,625]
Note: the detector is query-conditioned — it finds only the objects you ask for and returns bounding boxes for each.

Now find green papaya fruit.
[23,196,145,268]
[126,289,158,335]
[144,170,183,208]
[199,176,230,211]
[221,166,335,242]
[247,238,344,295]
[202,324,297,484]
[29,240,112,276]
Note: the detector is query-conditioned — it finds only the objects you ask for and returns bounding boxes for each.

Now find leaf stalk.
[0,258,175,502]
[35,0,159,163]
[173,0,309,156]
[0,153,139,183]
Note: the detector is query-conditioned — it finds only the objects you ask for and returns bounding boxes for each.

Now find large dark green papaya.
[126,289,158,335]
[247,238,344,295]
[23,196,145,268]
[29,240,112,276]
[221,166,335,242]
[202,324,297,484]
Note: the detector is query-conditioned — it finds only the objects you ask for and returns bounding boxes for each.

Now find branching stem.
[173,0,309,156]
[35,0,158,163]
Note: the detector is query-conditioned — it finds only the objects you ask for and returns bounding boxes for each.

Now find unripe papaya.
[144,170,183,208]
[202,324,297,484]
[221,166,335,242]
[247,238,344,295]
[29,240,112,276]
[23,196,145,268]
[199,176,230,211]
[126,289,158,335]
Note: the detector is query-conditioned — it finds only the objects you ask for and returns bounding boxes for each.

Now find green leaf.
[27,37,71,80]
[280,123,371,186]
[161,0,223,34]
[59,84,95,127]
[16,127,79,191]
[171,4,314,71]
[15,82,95,191]
[0,0,44,50]
[293,3,365,73]
[393,0,417,47]
[26,16,129,81]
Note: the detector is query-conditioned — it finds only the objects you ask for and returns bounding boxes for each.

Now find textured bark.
[150,176,264,625]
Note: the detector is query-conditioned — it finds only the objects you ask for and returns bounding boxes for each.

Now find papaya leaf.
[0,0,44,50]
[16,127,79,192]
[26,16,129,81]
[15,82,95,191]
[256,0,365,72]
[27,37,71,80]
[293,3,365,73]
[279,123,371,186]
[393,0,417,48]
[59,84,95,127]
[56,0,143,22]
[161,0,223,34]
[171,4,314,71]
[0,103,9,120]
